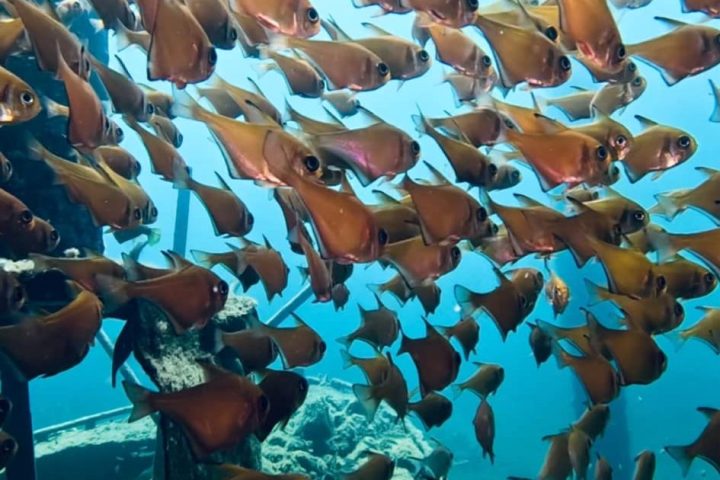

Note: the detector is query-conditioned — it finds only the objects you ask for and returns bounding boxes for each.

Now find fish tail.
[650,192,682,220]
[550,340,569,370]
[664,445,693,477]
[665,329,687,352]
[453,285,475,317]
[710,79,720,123]
[146,228,162,246]
[584,279,606,305]
[189,249,214,268]
[169,86,202,120]
[42,96,68,118]
[252,60,277,78]
[113,22,134,52]
[335,334,351,348]
[645,228,677,262]
[121,252,143,281]
[451,384,463,400]
[351,383,380,421]
[122,381,155,422]
[411,107,432,137]
[171,157,191,190]
[531,92,547,113]
[339,349,353,369]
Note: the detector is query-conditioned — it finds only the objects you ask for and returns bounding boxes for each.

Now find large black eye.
[628,62,637,73]
[306,7,319,23]
[611,165,620,177]
[303,155,320,172]
[545,26,558,41]
[656,275,667,291]
[258,394,270,415]
[410,141,420,156]
[299,378,308,393]
[378,228,389,246]
[633,211,645,222]
[176,133,184,147]
[467,0,479,9]
[481,55,492,67]
[476,207,488,222]
[715,34,720,46]
[677,136,691,149]
[318,340,327,353]
[20,91,34,106]
[632,76,642,87]
[616,44,626,60]
[229,28,238,41]
[488,163,498,177]
[451,246,461,262]
[705,273,715,285]
[1,438,15,453]
[19,210,32,224]
[519,295,528,308]
[145,103,154,115]
[616,135,627,146]
[613,224,622,236]
[116,127,124,143]
[247,213,255,227]
[50,230,59,242]
[133,208,142,220]
[596,145,608,161]
[318,79,326,90]
[208,48,218,66]
[559,56,571,71]
[377,62,389,76]
[491,223,499,235]
[511,170,521,183]
[418,50,430,63]
[674,302,684,317]
[218,280,229,296]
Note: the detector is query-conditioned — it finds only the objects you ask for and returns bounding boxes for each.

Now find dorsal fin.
[423,161,451,186]
[262,235,273,249]
[569,86,589,92]
[635,115,659,129]
[372,189,400,205]
[361,22,393,37]
[162,250,193,269]
[590,105,608,121]
[339,172,357,196]
[321,16,352,41]
[654,16,689,29]
[321,105,345,127]
[114,54,134,80]
[246,77,269,99]
[214,172,233,192]
[290,312,310,328]
[696,166,720,177]
[358,106,385,125]
[534,112,567,131]
[513,193,547,209]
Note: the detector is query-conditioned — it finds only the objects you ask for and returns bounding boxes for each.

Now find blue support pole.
[172,190,191,257]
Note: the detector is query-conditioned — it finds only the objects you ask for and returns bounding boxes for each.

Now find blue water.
[26,1,720,479]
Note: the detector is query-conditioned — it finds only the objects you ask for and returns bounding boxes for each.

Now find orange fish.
[245,314,325,369]
[454,362,504,398]
[123,362,268,458]
[125,116,188,182]
[474,399,495,464]
[216,329,279,373]
[96,145,142,179]
[294,226,333,302]
[186,0,237,50]
[196,75,283,124]
[552,341,621,404]
[408,392,453,431]
[666,407,720,478]
[338,294,399,350]
[231,0,320,38]
[148,114,183,148]
[405,0,479,27]
[438,316,479,361]
[342,349,391,386]
[422,109,505,147]
[29,251,125,294]
[255,369,308,441]
[255,48,325,98]
[91,57,153,122]
[382,236,461,287]
[352,0,412,15]
[528,321,552,367]
[683,0,720,16]
[86,0,138,30]
[0,65,40,125]
[353,353,408,421]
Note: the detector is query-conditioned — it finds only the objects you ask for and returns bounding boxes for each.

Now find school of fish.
[0,0,718,478]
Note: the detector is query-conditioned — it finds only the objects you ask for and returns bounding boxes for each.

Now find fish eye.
[519,295,528,308]
[677,135,691,149]
[12,286,24,303]
[377,62,389,76]
[318,340,327,354]
[84,58,90,75]
[451,246,461,262]
[208,48,218,66]
[145,103,154,115]
[378,228,389,246]
[632,76,642,87]
[418,50,430,63]
[466,0,479,9]
[503,117,516,129]
[674,302,684,317]
[116,127,124,143]
[306,7,319,23]
[19,91,34,106]
[633,210,646,222]
[299,378,308,393]
[616,135,627,146]
[656,275,667,291]
[511,170,521,183]
[134,162,142,176]
[133,208,142,220]
[150,206,158,218]
[229,28,238,42]
[257,394,270,415]
[247,212,255,227]
[476,207,488,222]
[481,55,492,67]
[303,155,320,172]
[488,163,498,177]
[715,34,720,46]
[1,438,15,453]
[559,56,571,72]
[705,272,716,285]
[176,133,184,147]
[19,210,32,224]
[0,398,11,415]
[218,280,229,296]
[410,140,421,156]
[616,44,626,60]
[628,61,637,73]
[50,229,59,242]
[610,165,620,177]
[491,223,499,235]
[544,26,558,41]
[596,145,608,161]
[318,79,326,90]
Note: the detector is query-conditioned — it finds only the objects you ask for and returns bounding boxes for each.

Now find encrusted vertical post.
[1,372,36,480]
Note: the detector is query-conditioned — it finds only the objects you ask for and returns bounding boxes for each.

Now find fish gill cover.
[0,0,716,479]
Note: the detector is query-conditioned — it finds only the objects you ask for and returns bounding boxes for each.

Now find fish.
[307,112,421,186]
[351,0,412,15]
[443,71,498,106]
[538,320,595,356]
[245,313,325,369]
[148,114,183,148]
[568,427,592,480]
[610,0,653,8]
[272,36,391,91]
[627,17,720,86]
[473,399,495,464]
[55,50,122,150]
[173,168,254,238]
[98,260,228,334]
[535,86,596,121]
[414,281,442,315]
[353,353,409,421]
[621,115,697,183]
[552,341,621,404]
[573,404,610,441]
[528,321,552,366]
[422,109,505,147]
[591,76,647,119]
[453,362,504,399]
[471,224,521,266]
[0,430,16,472]
[675,306,720,354]
[381,236,461,287]
[186,0,237,50]
[0,270,25,315]
[586,311,668,386]
[3,217,60,257]
[216,465,309,480]
[402,162,490,245]
[294,227,333,303]
[0,288,102,380]
[86,0,138,30]
[90,57,153,122]
[402,441,454,479]
[632,450,656,480]
[544,259,570,317]
[341,452,395,480]
[325,19,432,81]
[438,316,479,361]
[115,23,152,52]
[255,369,309,441]
[28,251,125,294]
[370,193,421,245]
[586,279,684,335]
[146,0,217,88]
[576,188,648,234]
[125,116,188,182]
[649,228,720,279]
[473,13,571,92]
[95,145,142,179]
[556,0,627,74]
[455,266,543,340]
[368,274,413,306]
[341,349,391,386]
[255,48,325,98]
[594,454,613,480]
[323,90,361,117]
[215,329,279,373]
[655,256,716,300]
[405,0,479,28]
[413,13,493,79]
[665,407,720,477]
[683,0,720,16]
[650,167,720,223]
[338,294,399,350]
[197,75,283,124]
[230,0,320,38]
[407,393,453,431]
[122,362,269,458]
[171,88,323,187]
[0,65,40,125]
[399,317,461,396]
[11,0,91,79]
